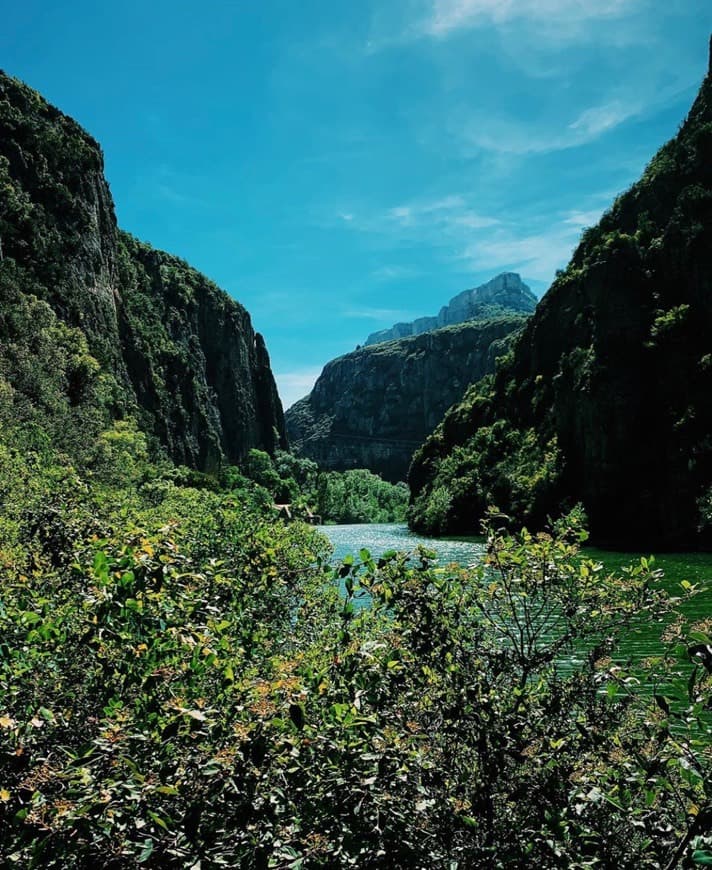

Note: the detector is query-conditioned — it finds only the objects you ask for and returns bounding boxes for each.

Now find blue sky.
[1,1,709,408]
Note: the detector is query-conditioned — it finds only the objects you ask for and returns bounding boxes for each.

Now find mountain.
[286,314,528,482]
[0,70,286,470]
[364,272,536,346]
[409,47,712,549]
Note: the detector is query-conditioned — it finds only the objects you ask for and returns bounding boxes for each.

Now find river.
[319,522,485,567]
[318,522,712,664]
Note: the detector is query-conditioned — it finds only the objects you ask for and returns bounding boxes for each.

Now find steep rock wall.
[0,70,286,469]
[364,272,536,346]
[286,317,526,481]
[409,48,712,548]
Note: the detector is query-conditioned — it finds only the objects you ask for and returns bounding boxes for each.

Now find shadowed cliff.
[409,46,712,549]
[286,315,528,482]
[0,70,286,470]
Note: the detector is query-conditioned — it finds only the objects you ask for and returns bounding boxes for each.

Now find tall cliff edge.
[364,272,536,346]
[409,50,712,549]
[0,71,286,469]
[286,315,527,481]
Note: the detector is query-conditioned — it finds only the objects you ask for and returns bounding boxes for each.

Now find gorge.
[286,275,535,481]
[0,25,710,870]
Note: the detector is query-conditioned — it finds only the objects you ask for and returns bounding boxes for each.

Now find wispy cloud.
[370,265,420,281]
[386,195,500,230]
[343,304,416,320]
[335,188,613,286]
[421,0,637,37]
[275,368,324,410]
[460,98,641,156]
[459,203,608,280]
[331,194,497,243]
[461,227,576,281]
[562,207,608,228]
[568,101,636,138]
[367,0,641,49]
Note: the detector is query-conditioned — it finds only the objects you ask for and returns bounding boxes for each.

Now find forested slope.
[409,48,712,549]
[0,70,285,471]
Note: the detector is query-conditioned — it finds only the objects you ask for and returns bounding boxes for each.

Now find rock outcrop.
[409,46,712,549]
[364,273,536,346]
[286,316,527,481]
[0,70,286,470]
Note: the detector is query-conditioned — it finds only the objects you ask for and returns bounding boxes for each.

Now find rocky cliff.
[364,272,536,345]
[409,46,712,549]
[286,316,527,481]
[0,70,286,470]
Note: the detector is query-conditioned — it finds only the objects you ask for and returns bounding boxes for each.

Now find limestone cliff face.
[409,48,712,548]
[286,317,526,481]
[0,70,286,469]
[364,273,536,346]
[0,71,122,371]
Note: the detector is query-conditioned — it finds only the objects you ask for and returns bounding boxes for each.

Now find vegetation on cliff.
[409,52,712,549]
[363,272,536,346]
[0,70,286,471]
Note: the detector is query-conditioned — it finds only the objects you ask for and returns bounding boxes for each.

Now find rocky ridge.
[286,315,528,482]
[364,272,536,345]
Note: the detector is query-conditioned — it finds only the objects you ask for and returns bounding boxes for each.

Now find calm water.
[318,523,712,666]
[319,522,485,567]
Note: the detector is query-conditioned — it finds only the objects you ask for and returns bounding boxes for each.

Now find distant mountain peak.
[364,272,537,346]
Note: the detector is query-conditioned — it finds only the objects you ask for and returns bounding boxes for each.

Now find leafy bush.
[1,501,709,868]
[316,468,408,524]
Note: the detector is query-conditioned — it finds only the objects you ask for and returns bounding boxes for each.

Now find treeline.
[240,448,408,524]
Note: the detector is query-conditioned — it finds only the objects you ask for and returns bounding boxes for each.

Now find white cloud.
[568,101,637,138]
[458,201,610,281]
[461,227,576,281]
[450,211,502,230]
[371,265,419,281]
[343,304,416,320]
[387,195,499,231]
[333,194,498,239]
[334,188,614,288]
[461,99,640,156]
[422,0,636,37]
[389,205,414,224]
[562,207,607,228]
[275,369,323,411]
[367,0,649,58]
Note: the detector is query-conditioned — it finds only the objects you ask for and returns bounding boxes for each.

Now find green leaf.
[138,839,154,863]
[148,810,170,831]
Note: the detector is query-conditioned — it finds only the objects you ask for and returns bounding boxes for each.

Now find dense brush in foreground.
[0,439,710,867]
